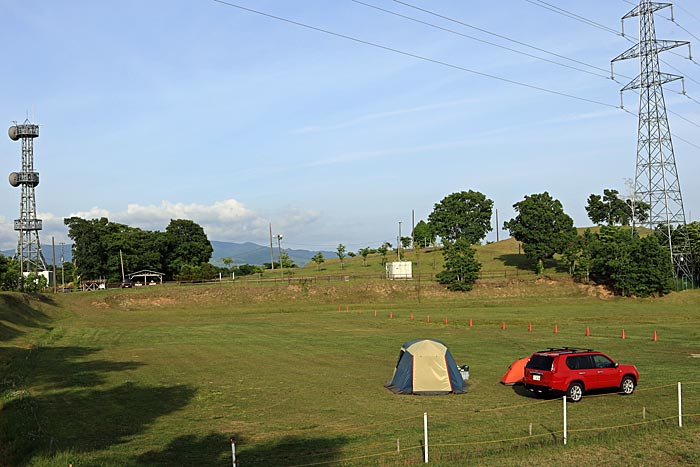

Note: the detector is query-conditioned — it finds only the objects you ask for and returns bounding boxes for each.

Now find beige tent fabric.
[413,355,451,392]
[408,340,451,392]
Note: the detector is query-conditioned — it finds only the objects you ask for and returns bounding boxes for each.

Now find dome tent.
[385,339,467,395]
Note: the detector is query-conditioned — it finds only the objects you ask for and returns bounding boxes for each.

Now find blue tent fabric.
[385,339,467,395]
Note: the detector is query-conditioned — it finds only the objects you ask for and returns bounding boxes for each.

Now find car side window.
[593,355,615,369]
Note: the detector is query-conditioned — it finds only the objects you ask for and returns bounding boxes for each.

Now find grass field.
[1,275,699,466]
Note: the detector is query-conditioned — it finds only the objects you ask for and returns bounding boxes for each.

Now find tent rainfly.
[385,339,467,395]
[500,357,529,386]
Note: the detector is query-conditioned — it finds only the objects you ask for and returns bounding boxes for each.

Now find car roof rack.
[538,347,595,354]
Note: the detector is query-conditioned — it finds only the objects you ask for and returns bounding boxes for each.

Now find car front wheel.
[567,382,584,402]
[620,376,636,395]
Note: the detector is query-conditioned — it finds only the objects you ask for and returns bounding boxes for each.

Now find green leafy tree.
[0,255,21,291]
[279,251,296,268]
[336,244,347,270]
[358,247,374,267]
[64,217,112,280]
[347,251,356,258]
[503,192,577,270]
[435,238,482,291]
[311,252,325,271]
[400,236,412,249]
[428,190,494,244]
[588,226,673,296]
[163,219,213,279]
[376,242,391,265]
[586,189,650,226]
[237,264,262,276]
[412,220,436,248]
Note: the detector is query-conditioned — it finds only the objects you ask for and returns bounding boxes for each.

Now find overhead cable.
[352,0,612,79]
[391,0,619,79]
[211,0,618,108]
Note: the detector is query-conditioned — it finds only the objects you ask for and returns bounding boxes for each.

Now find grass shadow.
[0,346,144,390]
[0,293,53,342]
[1,381,196,465]
[497,254,536,271]
[136,433,232,466]
[238,435,350,467]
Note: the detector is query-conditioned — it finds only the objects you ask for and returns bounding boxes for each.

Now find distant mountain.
[210,241,335,267]
[2,241,334,268]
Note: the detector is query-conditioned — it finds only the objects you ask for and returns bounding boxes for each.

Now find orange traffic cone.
[502,322,506,330]
[469,319,473,327]
[410,313,414,321]
[653,330,658,342]
[427,315,430,323]
[390,311,393,319]
[373,310,377,317]
[528,323,532,332]
[585,326,590,337]
[622,329,626,339]
[554,325,558,334]
[444,317,449,325]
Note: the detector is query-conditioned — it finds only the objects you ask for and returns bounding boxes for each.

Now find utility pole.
[495,208,499,242]
[269,223,275,270]
[612,0,695,284]
[398,221,402,260]
[277,234,283,278]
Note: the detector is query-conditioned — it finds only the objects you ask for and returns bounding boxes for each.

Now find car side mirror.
[614,362,619,368]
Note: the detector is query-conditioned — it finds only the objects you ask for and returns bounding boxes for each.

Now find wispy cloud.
[289,97,480,135]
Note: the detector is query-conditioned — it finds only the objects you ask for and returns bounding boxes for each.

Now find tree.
[588,226,673,296]
[0,255,20,291]
[503,192,577,270]
[400,236,412,249]
[358,247,374,267]
[163,219,213,279]
[311,252,325,271]
[428,190,494,244]
[435,238,481,291]
[585,189,649,226]
[377,242,391,265]
[279,251,296,268]
[336,244,347,270]
[412,220,436,248]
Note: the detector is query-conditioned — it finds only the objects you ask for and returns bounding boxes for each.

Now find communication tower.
[611,0,695,283]
[8,119,47,273]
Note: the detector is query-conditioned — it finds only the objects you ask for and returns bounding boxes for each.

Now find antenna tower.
[611,0,695,284]
[8,119,47,274]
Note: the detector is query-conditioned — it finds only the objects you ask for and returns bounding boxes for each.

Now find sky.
[2,0,700,254]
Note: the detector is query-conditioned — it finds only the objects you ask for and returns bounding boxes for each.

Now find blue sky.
[2,0,699,254]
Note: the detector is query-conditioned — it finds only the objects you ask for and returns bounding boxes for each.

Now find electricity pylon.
[611,0,695,284]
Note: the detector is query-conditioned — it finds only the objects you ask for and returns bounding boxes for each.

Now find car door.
[566,355,594,387]
[591,354,619,389]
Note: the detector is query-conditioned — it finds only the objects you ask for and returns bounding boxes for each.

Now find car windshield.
[526,355,553,371]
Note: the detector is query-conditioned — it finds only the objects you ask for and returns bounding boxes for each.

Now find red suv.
[523,348,639,402]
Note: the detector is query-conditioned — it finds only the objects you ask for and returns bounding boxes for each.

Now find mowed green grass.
[1,280,699,467]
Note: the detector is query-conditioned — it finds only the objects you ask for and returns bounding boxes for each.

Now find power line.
[211,0,618,108]
[524,0,621,36]
[352,0,612,79]
[674,2,700,24]
[391,0,620,79]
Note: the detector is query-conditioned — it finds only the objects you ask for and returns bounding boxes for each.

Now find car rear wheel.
[567,382,584,402]
[620,376,635,395]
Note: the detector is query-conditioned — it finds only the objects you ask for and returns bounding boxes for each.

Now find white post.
[424,412,429,463]
[678,382,683,428]
[231,438,237,466]
[563,395,568,445]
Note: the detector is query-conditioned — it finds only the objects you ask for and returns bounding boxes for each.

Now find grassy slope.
[1,245,699,466]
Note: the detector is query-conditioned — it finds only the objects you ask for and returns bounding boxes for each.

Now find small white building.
[386,261,412,280]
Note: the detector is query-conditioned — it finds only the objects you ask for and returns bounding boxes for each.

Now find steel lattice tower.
[8,120,47,274]
[612,0,695,283]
